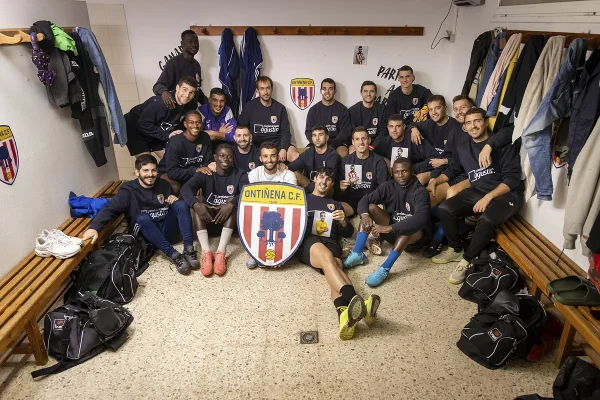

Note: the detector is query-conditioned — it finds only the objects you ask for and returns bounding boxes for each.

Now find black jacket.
[461,31,494,96]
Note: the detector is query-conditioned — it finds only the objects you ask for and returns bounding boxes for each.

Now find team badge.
[327,204,335,211]
[157,194,164,204]
[372,118,378,126]
[366,172,372,180]
[238,183,307,266]
[196,144,203,152]
[405,202,410,212]
[412,97,419,105]
[444,140,447,144]
[332,116,338,124]
[249,162,256,170]
[488,328,503,341]
[0,125,19,185]
[322,160,326,167]
[227,185,234,194]
[289,78,315,110]
[271,116,277,124]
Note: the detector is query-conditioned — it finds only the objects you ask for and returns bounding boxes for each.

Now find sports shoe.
[183,248,200,270]
[40,229,84,247]
[338,295,366,340]
[35,236,81,259]
[366,267,389,287]
[171,253,191,275]
[363,294,381,327]
[343,251,367,269]
[448,259,470,284]
[246,257,258,269]
[423,240,443,258]
[201,251,214,277]
[432,248,464,264]
[214,251,227,276]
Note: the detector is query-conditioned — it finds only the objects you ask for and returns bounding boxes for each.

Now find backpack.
[458,258,520,310]
[457,291,546,369]
[31,291,133,378]
[66,233,153,304]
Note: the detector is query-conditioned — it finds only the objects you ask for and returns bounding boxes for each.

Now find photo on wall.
[353,45,368,65]
[311,211,333,238]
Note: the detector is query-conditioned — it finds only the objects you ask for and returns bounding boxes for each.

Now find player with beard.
[427,108,524,284]
[344,158,430,287]
[198,88,237,147]
[386,66,432,124]
[158,110,213,195]
[83,155,199,275]
[153,30,207,107]
[297,167,381,340]
[230,124,261,173]
[245,141,297,268]
[348,81,388,148]
[181,145,249,277]
[287,125,341,194]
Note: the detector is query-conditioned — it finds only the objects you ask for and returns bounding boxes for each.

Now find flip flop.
[546,276,595,294]
[553,284,600,307]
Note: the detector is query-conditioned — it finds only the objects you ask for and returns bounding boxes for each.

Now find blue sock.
[353,232,368,253]
[433,225,445,243]
[381,250,401,272]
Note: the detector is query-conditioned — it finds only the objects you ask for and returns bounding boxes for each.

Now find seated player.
[288,125,341,194]
[372,114,438,183]
[344,157,430,287]
[297,167,381,340]
[337,127,388,217]
[158,110,213,195]
[348,81,388,149]
[304,79,352,158]
[198,87,237,147]
[238,76,294,162]
[126,76,198,159]
[386,65,432,125]
[181,145,249,277]
[245,141,297,268]
[231,124,262,173]
[82,155,198,275]
[427,108,524,284]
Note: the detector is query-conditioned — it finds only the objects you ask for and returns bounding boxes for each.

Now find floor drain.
[300,331,318,344]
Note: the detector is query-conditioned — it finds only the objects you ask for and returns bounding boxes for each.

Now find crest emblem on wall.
[290,78,315,110]
[0,125,19,186]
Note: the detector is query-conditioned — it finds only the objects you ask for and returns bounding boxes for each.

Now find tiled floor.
[0,233,558,399]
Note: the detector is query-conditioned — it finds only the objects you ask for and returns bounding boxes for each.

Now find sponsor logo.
[392,212,412,222]
[509,202,514,207]
[332,116,338,124]
[53,319,66,330]
[492,267,501,279]
[372,117,378,126]
[82,131,94,139]
[181,155,204,166]
[141,207,169,220]
[227,185,234,194]
[366,172,372,180]
[254,124,280,133]
[249,162,256,170]
[412,97,419,105]
[157,194,164,204]
[327,204,335,211]
[290,78,315,110]
[271,116,277,124]
[488,328,503,341]
[160,121,174,132]
[468,167,496,182]
[406,202,411,212]
[196,144,203,152]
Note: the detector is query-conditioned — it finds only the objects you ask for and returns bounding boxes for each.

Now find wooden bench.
[0,180,125,366]
[496,214,600,368]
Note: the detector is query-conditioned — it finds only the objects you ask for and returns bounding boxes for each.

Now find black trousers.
[439,188,524,261]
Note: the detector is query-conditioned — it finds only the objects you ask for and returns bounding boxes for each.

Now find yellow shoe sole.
[363,295,381,327]
[339,295,366,340]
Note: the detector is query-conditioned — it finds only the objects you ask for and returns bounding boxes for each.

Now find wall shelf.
[190,25,424,36]
[0,28,74,45]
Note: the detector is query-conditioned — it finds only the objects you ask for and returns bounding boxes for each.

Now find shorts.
[125,114,166,156]
[297,236,342,274]
[379,229,429,252]
[449,173,468,186]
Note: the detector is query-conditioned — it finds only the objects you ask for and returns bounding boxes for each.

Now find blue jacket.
[476,32,505,107]
[69,192,110,218]
[75,27,127,146]
[240,27,262,112]
[219,28,240,116]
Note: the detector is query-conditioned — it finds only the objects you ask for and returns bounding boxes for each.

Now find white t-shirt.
[248,166,298,185]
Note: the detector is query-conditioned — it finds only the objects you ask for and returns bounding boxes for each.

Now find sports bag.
[458,257,520,309]
[31,291,133,378]
[457,291,546,369]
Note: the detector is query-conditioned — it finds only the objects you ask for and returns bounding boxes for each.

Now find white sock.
[197,230,210,252]
[217,227,234,254]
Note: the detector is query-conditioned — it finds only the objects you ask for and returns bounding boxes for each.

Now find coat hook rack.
[506,29,600,50]
[191,25,424,37]
[0,28,74,46]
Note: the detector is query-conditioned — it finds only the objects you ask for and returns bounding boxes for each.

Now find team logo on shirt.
[196,144,203,152]
[227,185,234,194]
[372,118,378,126]
[327,204,335,211]
[290,78,315,110]
[249,162,256,170]
[366,172,372,180]
[405,202,410,212]
[0,125,19,185]
[332,116,338,124]
[271,116,277,124]
[157,194,165,204]
[412,97,419,105]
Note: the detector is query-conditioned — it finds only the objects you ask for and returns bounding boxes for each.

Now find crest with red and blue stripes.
[0,125,19,185]
[290,78,315,110]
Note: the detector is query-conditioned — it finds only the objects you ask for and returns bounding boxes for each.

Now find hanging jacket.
[218,28,240,116]
[487,45,520,123]
[476,32,505,107]
[69,192,110,218]
[240,27,262,113]
[567,44,600,179]
[75,27,127,146]
[51,24,77,55]
[462,31,494,96]
[480,33,521,110]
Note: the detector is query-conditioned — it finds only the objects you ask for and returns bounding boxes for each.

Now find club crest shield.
[412,97,419,105]
[157,194,164,204]
[332,116,338,124]
[238,183,307,266]
[0,125,19,185]
[405,202,410,212]
[249,162,256,170]
[196,144,203,152]
[290,78,315,110]
[327,204,335,211]
[366,172,372,180]
[372,117,378,126]
[227,185,234,194]
[271,116,277,124]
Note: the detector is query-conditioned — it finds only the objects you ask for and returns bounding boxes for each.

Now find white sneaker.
[448,259,470,285]
[40,229,84,247]
[35,236,81,259]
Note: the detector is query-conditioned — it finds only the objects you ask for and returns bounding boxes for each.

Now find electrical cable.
[431,0,454,50]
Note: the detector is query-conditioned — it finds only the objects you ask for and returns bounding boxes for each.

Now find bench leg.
[555,320,576,368]
[24,318,48,366]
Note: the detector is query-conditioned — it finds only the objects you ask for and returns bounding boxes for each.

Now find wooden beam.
[506,30,600,50]
[191,26,424,37]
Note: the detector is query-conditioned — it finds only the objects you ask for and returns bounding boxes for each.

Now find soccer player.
[126,76,198,159]
[231,124,262,173]
[386,66,432,125]
[305,79,352,158]
[238,76,293,162]
[427,108,524,284]
[158,110,213,195]
[82,155,199,275]
[153,30,207,107]
[198,87,237,147]
[181,145,249,277]
[344,157,430,287]
[297,167,381,340]
[348,81,387,146]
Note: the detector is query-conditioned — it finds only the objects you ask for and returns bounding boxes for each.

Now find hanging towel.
[219,28,240,117]
[240,27,262,113]
[480,33,521,110]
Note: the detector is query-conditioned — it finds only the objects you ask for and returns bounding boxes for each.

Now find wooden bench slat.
[555,301,600,352]
[579,307,600,333]
[94,181,115,198]
[107,181,122,196]
[0,257,48,307]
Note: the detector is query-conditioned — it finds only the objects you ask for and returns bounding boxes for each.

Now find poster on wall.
[290,78,315,110]
[0,125,19,185]
[353,45,368,65]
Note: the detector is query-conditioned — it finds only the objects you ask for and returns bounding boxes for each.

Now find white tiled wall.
[88,3,138,180]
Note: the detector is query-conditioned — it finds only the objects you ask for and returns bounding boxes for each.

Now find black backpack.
[457,291,546,369]
[31,291,133,378]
